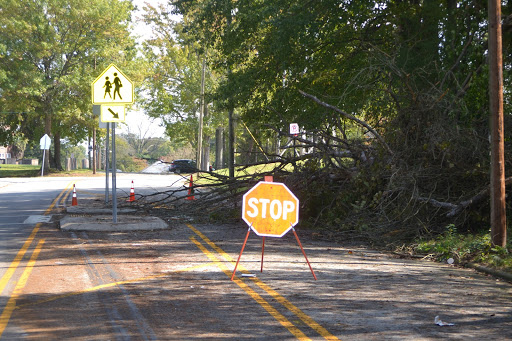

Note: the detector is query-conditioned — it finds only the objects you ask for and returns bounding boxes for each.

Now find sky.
[119,0,169,138]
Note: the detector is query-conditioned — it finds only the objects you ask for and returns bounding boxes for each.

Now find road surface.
[0,174,511,340]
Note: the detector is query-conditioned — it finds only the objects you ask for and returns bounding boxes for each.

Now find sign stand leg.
[231,227,251,281]
[292,227,317,280]
[261,237,266,272]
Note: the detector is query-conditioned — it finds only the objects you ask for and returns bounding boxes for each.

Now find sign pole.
[105,122,110,203]
[112,123,117,223]
[41,150,46,177]
[261,237,266,273]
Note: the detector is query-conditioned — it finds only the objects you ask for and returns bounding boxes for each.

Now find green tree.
[114,135,147,172]
[0,0,137,172]
[59,142,86,169]
[172,0,510,239]
[139,2,227,158]
[121,132,173,161]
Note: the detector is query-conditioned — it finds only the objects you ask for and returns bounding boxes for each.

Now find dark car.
[169,159,197,174]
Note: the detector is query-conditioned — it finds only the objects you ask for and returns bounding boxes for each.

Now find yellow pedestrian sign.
[101,105,126,122]
[92,64,134,104]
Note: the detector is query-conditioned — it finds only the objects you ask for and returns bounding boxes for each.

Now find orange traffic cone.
[71,184,78,206]
[128,180,135,202]
[185,174,196,200]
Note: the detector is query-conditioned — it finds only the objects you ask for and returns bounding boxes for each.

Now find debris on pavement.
[435,316,455,326]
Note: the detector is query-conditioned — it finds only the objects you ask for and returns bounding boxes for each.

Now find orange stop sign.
[242,181,299,237]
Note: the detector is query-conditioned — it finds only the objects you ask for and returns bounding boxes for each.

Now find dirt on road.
[3,202,512,340]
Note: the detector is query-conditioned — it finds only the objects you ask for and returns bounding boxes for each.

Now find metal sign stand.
[112,123,117,223]
[231,224,317,281]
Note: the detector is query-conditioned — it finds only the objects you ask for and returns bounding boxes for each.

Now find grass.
[46,168,102,177]
[0,164,40,177]
[215,162,287,178]
[0,164,100,178]
[414,224,512,272]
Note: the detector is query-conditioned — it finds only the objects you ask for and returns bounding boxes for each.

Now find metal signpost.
[112,124,117,222]
[290,123,299,158]
[94,105,115,203]
[91,64,133,223]
[39,134,51,177]
[105,122,110,204]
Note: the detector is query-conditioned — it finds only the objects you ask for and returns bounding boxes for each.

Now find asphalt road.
[0,174,511,340]
[0,177,71,299]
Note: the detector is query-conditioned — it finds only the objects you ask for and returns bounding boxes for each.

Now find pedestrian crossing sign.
[91,64,134,104]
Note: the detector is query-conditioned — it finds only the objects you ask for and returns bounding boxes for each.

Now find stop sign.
[242,181,299,237]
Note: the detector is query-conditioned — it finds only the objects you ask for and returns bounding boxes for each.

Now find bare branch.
[298,90,393,155]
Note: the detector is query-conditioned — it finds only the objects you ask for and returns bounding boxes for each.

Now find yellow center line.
[187,223,340,341]
[14,262,215,310]
[190,237,311,341]
[45,181,75,214]
[0,239,45,338]
[0,181,74,296]
[60,185,74,206]
[0,224,41,296]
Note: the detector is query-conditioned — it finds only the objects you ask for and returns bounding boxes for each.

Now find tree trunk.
[215,127,224,169]
[43,111,51,174]
[53,131,62,170]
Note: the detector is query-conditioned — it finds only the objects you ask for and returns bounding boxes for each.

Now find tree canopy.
[0,0,138,169]
[139,3,227,150]
[160,0,511,243]
[1,0,510,245]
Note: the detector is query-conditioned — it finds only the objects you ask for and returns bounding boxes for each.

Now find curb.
[465,263,512,283]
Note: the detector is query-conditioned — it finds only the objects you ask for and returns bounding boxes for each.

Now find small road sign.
[242,181,299,237]
[290,123,299,135]
[91,64,134,104]
[101,105,126,123]
[39,134,51,150]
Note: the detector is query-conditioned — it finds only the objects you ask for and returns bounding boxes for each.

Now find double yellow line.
[0,182,339,340]
[0,181,75,337]
[187,224,340,341]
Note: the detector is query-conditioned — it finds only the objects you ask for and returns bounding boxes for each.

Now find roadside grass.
[46,168,103,177]
[414,224,512,272]
[0,164,40,177]
[0,164,100,178]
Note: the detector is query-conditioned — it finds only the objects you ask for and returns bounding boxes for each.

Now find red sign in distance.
[242,181,299,237]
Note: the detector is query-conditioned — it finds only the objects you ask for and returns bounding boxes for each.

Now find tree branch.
[418,176,512,218]
[298,90,393,155]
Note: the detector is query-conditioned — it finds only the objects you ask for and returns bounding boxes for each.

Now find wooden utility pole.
[489,0,507,247]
